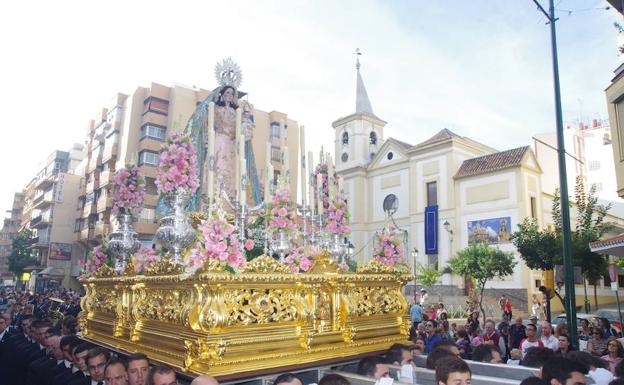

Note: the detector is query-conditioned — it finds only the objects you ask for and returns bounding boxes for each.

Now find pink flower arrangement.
[85,244,113,274]
[325,193,350,236]
[372,226,405,267]
[266,186,298,235]
[112,165,145,216]
[188,213,247,271]
[283,246,313,273]
[156,132,199,194]
[132,247,159,274]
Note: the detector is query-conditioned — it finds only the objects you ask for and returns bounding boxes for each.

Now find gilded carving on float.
[79,255,413,378]
[145,257,185,276]
[240,254,292,274]
[80,58,414,379]
[93,264,117,278]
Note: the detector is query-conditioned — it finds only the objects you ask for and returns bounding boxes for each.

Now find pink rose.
[244,239,254,251]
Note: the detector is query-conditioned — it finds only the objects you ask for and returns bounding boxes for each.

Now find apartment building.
[21,147,84,291]
[0,192,25,283]
[73,82,300,262]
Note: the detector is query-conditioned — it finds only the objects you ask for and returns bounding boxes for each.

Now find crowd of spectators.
[0,287,361,385]
[405,290,624,385]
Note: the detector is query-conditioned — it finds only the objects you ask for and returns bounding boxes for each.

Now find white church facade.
[333,61,545,308]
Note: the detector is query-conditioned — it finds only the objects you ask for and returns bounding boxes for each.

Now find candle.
[283,146,289,183]
[327,155,336,201]
[239,156,247,205]
[235,108,243,197]
[267,164,274,201]
[308,151,314,209]
[300,125,306,207]
[266,141,272,168]
[317,173,324,216]
[207,102,216,203]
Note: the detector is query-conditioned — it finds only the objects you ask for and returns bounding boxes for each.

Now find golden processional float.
[79,58,412,379]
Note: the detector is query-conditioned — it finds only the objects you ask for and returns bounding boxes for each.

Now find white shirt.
[589,368,614,385]
[520,339,542,358]
[541,334,559,351]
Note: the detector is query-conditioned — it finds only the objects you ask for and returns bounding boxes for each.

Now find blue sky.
[0,0,621,216]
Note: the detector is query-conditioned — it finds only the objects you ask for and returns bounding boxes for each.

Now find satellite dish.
[383,194,398,216]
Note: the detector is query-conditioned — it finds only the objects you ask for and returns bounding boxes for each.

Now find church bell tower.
[333,49,386,173]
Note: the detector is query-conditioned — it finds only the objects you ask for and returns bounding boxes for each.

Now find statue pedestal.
[80,255,412,378]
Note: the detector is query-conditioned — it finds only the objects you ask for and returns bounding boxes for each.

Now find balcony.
[81,202,96,217]
[34,173,55,190]
[30,235,49,249]
[96,196,112,213]
[86,175,100,193]
[32,191,54,210]
[99,170,113,188]
[93,222,108,238]
[77,228,94,242]
[102,144,119,163]
[138,164,158,179]
[138,138,162,153]
[30,213,51,229]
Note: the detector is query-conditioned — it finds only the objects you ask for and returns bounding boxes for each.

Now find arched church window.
[342,132,349,145]
[369,131,377,145]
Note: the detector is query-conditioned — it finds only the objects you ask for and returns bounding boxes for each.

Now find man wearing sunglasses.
[425,320,442,354]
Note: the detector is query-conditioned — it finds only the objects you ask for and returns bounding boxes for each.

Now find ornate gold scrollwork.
[91,288,119,314]
[356,259,394,274]
[145,257,185,276]
[348,286,404,317]
[240,255,292,274]
[197,258,224,273]
[136,288,193,323]
[223,288,299,326]
[92,264,117,278]
[309,252,339,273]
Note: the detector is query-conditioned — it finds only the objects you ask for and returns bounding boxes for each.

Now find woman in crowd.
[601,338,624,374]
[555,323,568,338]
[597,318,613,339]
[579,319,592,343]
[588,328,610,357]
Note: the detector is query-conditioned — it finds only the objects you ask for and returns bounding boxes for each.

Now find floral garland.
[156,132,199,194]
[266,185,297,235]
[283,246,313,273]
[132,247,159,274]
[311,163,330,211]
[188,209,246,272]
[372,226,405,267]
[85,244,114,274]
[326,193,350,236]
[111,165,145,216]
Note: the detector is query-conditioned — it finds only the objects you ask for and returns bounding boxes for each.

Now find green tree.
[447,242,516,324]
[8,229,36,279]
[511,177,613,310]
[414,262,441,289]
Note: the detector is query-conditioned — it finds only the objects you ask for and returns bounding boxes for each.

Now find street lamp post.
[533,0,578,347]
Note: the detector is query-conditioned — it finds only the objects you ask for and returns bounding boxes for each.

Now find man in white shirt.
[540,321,559,351]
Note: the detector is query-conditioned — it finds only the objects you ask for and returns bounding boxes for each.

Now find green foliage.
[448,242,516,323]
[414,262,441,288]
[8,229,37,278]
[511,177,614,309]
[511,218,560,270]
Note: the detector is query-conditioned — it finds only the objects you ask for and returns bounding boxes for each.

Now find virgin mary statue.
[183,58,262,210]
